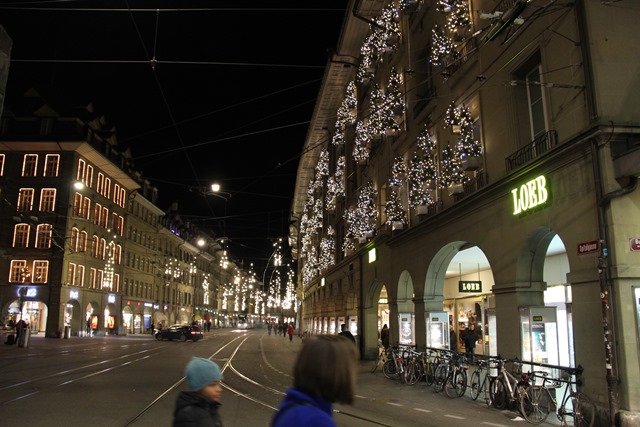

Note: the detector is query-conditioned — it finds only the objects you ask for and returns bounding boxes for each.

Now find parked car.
[155,324,203,342]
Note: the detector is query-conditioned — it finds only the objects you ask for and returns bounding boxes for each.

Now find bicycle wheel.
[433,364,447,392]
[444,369,466,398]
[520,385,551,424]
[424,361,435,386]
[456,369,467,397]
[562,391,595,427]
[382,359,397,379]
[470,370,481,400]
[489,377,508,409]
[371,351,381,373]
[405,358,423,385]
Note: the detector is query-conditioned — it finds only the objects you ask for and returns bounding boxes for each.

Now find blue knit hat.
[185,357,223,391]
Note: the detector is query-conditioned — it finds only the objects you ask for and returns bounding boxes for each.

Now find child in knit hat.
[173,357,224,427]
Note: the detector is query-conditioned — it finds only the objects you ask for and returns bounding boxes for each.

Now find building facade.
[0,92,253,340]
[290,0,640,423]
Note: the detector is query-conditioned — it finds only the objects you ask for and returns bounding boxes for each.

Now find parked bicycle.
[383,345,408,383]
[444,352,469,398]
[371,343,388,373]
[519,367,595,426]
[489,358,531,410]
[469,357,497,407]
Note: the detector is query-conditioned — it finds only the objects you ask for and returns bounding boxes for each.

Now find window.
[120,188,126,208]
[17,188,34,211]
[70,227,79,251]
[73,192,83,216]
[512,51,548,145]
[101,206,109,228]
[82,196,91,220]
[36,224,53,249]
[0,154,5,176]
[94,203,102,226]
[117,216,125,236]
[44,154,60,177]
[32,260,49,283]
[96,270,104,289]
[10,260,28,282]
[104,177,111,199]
[91,235,99,257]
[78,231,88,252]
[68,262,77,286]
[13,224,30,248]
[96,173,104,194]
[113,274,120,292]
[116,244,122,264]
[86,165,93,188]
[39,188,56,212]
[99,238,106,259]
[76,265,85,288]
[22,154,38,177]
[77,159,86,182]
[89,268,96,289]
[111,212,118,230]
[114,184,121,205]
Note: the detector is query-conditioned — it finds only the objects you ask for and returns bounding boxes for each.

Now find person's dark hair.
[293,335,358,404]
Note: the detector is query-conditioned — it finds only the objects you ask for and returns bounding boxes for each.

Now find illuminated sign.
[511,175,549,215]
[368,248,377,263]
[532,315,543,322]
[459,281,482,293]
[70,290,79,299]
[17,287,37,298]
[107,294,116,304]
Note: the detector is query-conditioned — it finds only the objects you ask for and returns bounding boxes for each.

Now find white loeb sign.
[512,175,549,215]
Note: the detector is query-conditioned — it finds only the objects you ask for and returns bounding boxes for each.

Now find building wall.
[293,0,640,420]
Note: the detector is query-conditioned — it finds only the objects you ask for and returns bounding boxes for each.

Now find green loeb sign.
[511,175,550,215]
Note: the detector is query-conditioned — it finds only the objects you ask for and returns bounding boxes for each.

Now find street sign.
[577,240,599,255]
[630,238,640,252]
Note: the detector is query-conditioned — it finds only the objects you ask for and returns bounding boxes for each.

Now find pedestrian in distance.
[337,323,356,345]
[283,323,287,338]
[462,324,477,356]
[267,322,273,336]
[380,324,390,351]
[287,323,295,342]
[449,326,458,352]
[173,357,224,427]
[271,335,358,427]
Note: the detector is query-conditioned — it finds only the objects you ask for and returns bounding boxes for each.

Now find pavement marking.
[355,394,367,399]
[386,402,403,407]
[444,414,465,419]
[480,423,508,426]
[413,408,432,413]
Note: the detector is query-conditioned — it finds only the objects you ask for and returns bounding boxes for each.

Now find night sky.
[0,0,348,273]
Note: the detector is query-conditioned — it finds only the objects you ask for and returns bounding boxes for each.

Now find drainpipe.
[591,139,638,426]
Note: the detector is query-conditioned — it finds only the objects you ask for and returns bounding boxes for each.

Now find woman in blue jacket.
[271,334,358,427]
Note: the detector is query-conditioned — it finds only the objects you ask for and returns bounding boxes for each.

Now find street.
[0,328,562,427]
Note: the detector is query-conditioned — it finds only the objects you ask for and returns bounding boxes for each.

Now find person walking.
[173,357,224,427]
[267,322,273,336]
[462,324,477,356]
[271,335,358,427]
[380,324,390,351]
[287,323,295,342]
[337,324,356,345]
[449,326,458,352]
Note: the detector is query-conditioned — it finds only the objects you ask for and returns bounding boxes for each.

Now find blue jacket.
[271,388,335,427]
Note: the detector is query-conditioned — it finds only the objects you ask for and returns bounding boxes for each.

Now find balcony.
[505,130,558,172]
